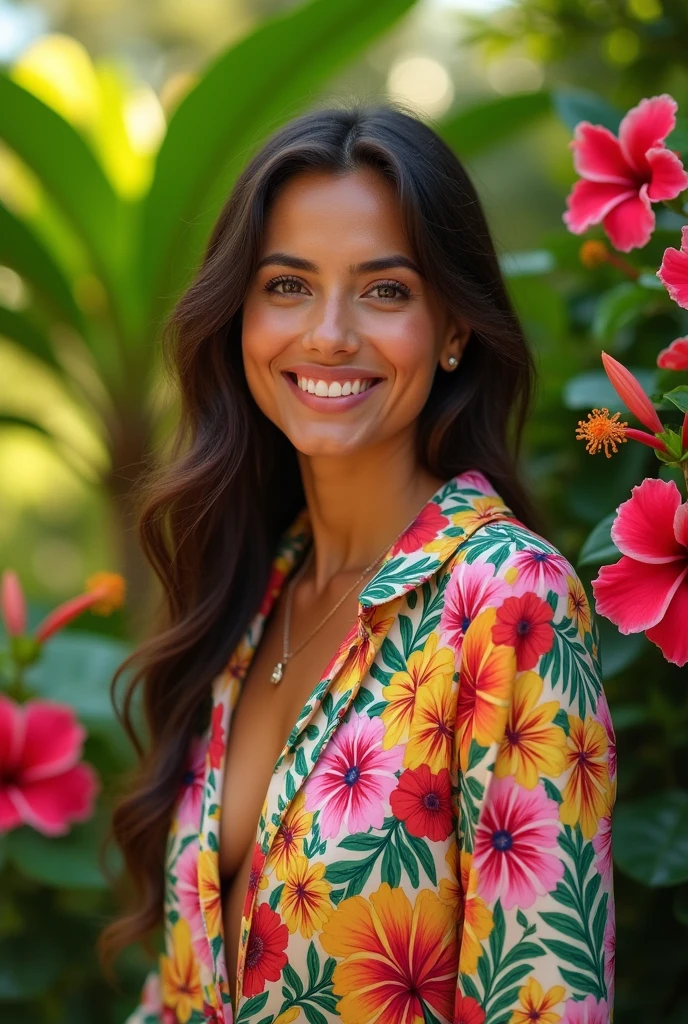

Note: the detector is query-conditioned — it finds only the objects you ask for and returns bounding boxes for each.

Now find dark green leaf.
[614,790,688,886]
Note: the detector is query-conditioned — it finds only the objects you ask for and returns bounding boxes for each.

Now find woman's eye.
[368,280,412,302]
[264,275,308,296]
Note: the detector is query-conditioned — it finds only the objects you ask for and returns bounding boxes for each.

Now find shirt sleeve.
[452,543,616,1024]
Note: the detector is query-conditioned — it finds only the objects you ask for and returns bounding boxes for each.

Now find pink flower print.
[657,336,688,370]
[508,548,571,598]
[177,735,206,828]
[561,994,610,1024]
[0,696,99,836]
[473,775,564,910]
[657,225,688,309]
[304,711,403,838]
[563,93,688,252]
[457,469,500,497]
[592,814,613,889]
[603,895,615,1006]
[439,560,510,659]
[174,837,212,970]
[591,477,688,667]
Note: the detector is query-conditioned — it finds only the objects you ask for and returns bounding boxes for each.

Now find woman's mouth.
[282,371,384,411]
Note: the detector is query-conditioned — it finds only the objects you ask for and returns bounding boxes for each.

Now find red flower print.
[563,93,688,252]
[241,902,289,998]
[202,1002,223,1023]
[454,993,486,1024]
[390,765,454,841]
[243,842,267,919]
[392,501,449,555]
[492,593,554,671]
[208,704,225,770]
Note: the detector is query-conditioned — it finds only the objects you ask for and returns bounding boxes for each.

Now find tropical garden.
[0,0,687,1021]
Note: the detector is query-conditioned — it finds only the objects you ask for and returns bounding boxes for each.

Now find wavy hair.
[98,101,543,973]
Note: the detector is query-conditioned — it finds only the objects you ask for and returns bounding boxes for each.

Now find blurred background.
[1,0,687,1020]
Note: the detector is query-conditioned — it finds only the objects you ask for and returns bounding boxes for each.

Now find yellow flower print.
[509,976,566,1023]
[267,791,314,881]
[274,1009,302,1024]
[160,919,204,1023]
[198,848,222,939]
[494,671,568,789]
[281,856,332,938]
[451,497,511,532]
[336,603,398,693]
[457,849,493,976]
[381,632,455,749]
[405,676,455,773]
[560,714,611,840]
[438,842,462,916]
[567,573,591,639]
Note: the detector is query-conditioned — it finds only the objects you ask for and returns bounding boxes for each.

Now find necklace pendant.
[270,661,285,685]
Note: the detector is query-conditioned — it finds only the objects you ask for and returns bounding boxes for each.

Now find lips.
[281,370,383,410]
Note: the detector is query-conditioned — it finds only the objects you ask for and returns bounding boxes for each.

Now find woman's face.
[241,167,469,458]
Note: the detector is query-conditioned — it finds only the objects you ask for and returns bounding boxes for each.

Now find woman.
[102,105,616,1024]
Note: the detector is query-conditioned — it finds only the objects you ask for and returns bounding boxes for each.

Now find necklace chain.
[269,503,424,685]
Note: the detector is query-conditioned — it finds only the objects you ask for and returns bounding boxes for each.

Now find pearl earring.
[447,355,458,369]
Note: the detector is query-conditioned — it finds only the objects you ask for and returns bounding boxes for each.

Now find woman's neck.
[296,434,447,597]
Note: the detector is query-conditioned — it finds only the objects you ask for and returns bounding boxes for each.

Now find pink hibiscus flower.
[508,547,571,597]
[177,735,207,827]
[563,93,688,252]
[592,814,614,889]
[591,477,688,667]
[439,560,510,658]
[304,711,403,838]
[561,994,610,1024]
[657,336,688,370]
[658,226,688,309]
[174,837,212,970]
[0,696,99,836]
[473,775,564,910]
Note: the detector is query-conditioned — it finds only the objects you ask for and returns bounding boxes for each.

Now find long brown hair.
[99,101,543,972]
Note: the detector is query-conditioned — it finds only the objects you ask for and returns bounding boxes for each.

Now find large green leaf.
[592,282,664,346]
[440,90,553,159]
[552,87,622,134]
[0,73,137,337]
[577,512,619,567]
[24,630,130,730]
[0,304,64,374]
[6,809,121,889]
[0,201,83,330]
[563,367,658,411]
[138,0,418,328]
[614,790,688,887]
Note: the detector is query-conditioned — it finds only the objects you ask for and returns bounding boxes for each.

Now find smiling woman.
[99,104,615,1024]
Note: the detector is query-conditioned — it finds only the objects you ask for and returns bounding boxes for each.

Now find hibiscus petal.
[674,500,688,549]
[645,146,688,201]
[645,571,688,667]
[602,183,655,252]
[657,337,688,371]
[610,477,685,562]
[0,695,24,776]
[657,238,688,308]
[20,701,85,782]
[618,94,678,175]
[570,122,635,184]
[563,179,636,234]
[0,788,23,832]
[10,762,99,836]
[592,556,686,632]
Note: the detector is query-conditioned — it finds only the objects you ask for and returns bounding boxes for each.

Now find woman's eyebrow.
[255,252,424,276]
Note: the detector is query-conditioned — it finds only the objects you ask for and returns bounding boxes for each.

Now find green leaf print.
[236,992,269,1022]
[538,614,601,718]
[544,824,607,1000]
[381,636,405,673]
[276,943,337,1023]
[399,613,413,658]
[325,818,432,897]
[268,883,284,911]
[381,838,402,886]
[462,899,547,1023]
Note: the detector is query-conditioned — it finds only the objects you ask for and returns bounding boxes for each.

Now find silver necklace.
[269,503,424,685]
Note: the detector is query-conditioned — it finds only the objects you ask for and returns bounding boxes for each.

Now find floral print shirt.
[127,469,616,1024]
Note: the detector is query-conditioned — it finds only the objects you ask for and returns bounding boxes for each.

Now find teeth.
[293,375,378,397]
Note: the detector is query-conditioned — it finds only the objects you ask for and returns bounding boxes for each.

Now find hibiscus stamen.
[575,408,629,456]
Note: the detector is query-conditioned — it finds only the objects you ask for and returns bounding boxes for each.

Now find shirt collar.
[269,468,515,611]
